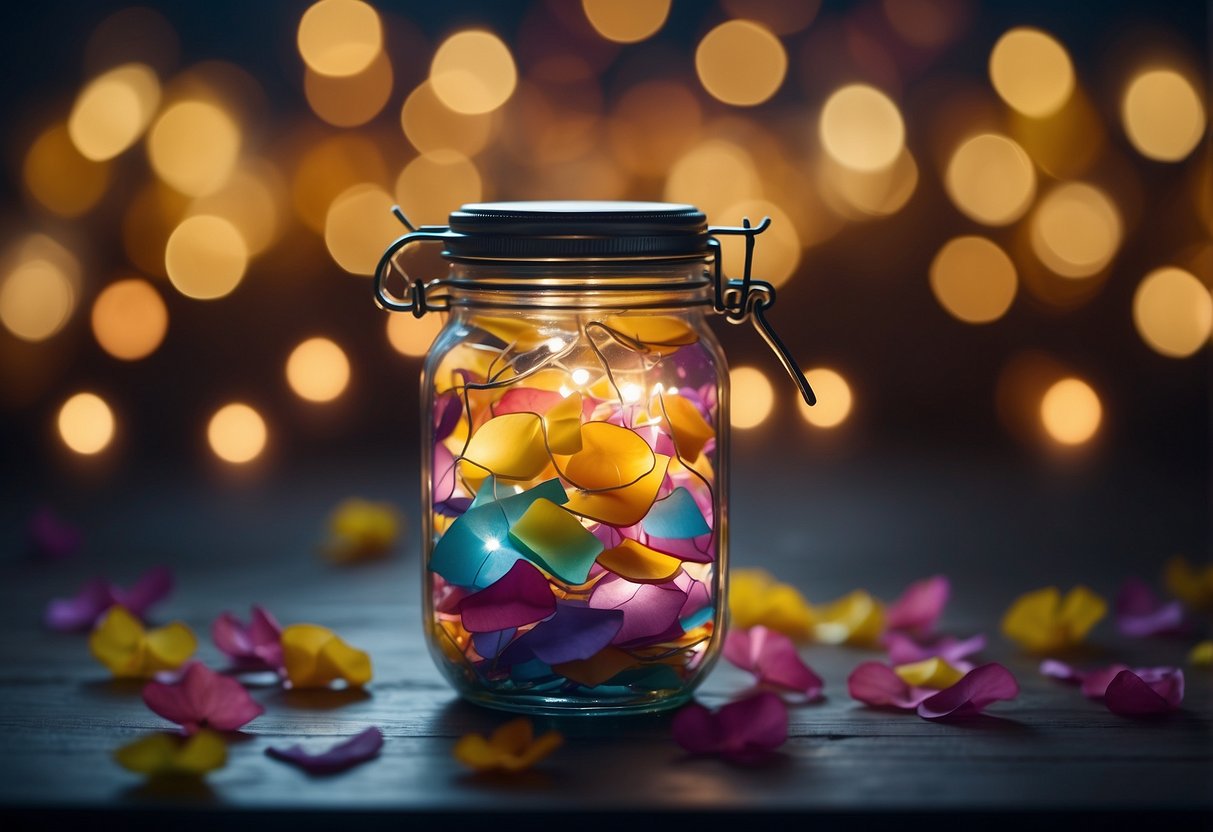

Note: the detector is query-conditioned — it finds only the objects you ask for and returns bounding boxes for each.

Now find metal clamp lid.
[374,204,816,406]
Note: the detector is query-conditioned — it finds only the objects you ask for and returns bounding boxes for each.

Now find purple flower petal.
[267,727,384,774]
[458,560,556,633]
[29,507,81,560]
[672,693,788,764]
[847,661,931,710]
[1079,665,1131,699]
[723,626,823,700]
[886,575,950,636]
[142,662,264,734]
[885,632,986,667]
[1039,658,1083,684]
[434,393,462,442]
[212,605,284,672]
[113,566,174,618]
[44,578,115,632]
[588,575,685,646]
[434,443,458,505]
[1115,578,1188,638]
[472,628,516,660]
[916,663,1019,720]
[1105,668,1184,716]
[499,605,623,666]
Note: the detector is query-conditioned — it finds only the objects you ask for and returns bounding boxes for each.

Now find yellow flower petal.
[113,732,176,774]
[512,730,563,771]
[327,498,401,563]
[894,657,965,689]
[490,717,534,756]
[1057,585,1107,642]
[543,393,583,455]
[452,733,500,771]
[282,623,372,688]
[596,539,682,584]
[1001,586,1107,652]
[89,606,145,677]
[812,590,885,646]
[564,453,670,527]
[729,569,815,640]
[1188,640,1213,667]
[114,730,227,777]
[1164,556,1213,610]
[657,393,715,461]
[171,730,228,775]
[563,421,655,490]
[461,413,551,482]
[142,621,198,673]
[602,315,699,356]
[453,718,563,773]
[317,633,374,687]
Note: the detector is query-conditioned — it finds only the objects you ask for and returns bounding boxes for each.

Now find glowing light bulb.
[545,337,567,352]
[571,368,591,386]
[484,538,501,552]
[621,383,643,403]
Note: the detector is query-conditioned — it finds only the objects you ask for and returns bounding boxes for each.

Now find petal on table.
[847,661,931,710]
[1115,577,1187,638]
[1001,586,1106,652]
[45,578,115,632]
[143,661,263,734]
[1105,668,1184,716]
[1189,640,1213,667]
[729,568,815,641]
[282,623,372,688]
[672,692,788,764]
[885,575,950,636]
[812,590,885,646]
[723,626,823,699]
[114,566,175,617]
[143,621,200,673]
[1079,664,1131,699]
[508,499,604,585]
[458,560,556,632]
[499,604,624,666]
[656,393,715,461]
[267,727,384,774]
[1163,556,1213,610]
[885,632,986,668]
[461,413,551,482]
[562,421,656,491]
[90,607,196,678]
[642,487,710,540]
[213,605,283,672]
[601,315,698,356]
[1038,658,1084,684]
[453,717,562,772]
[1058,585,1109,642]
[326,499,401,563]
[597,539,683,583]
[114,730,227,777]
[894,657,965,689]
[543,393,584,456]
[565,454,671,527]
[916,663,1019,720]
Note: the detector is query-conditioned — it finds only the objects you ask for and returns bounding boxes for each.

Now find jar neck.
[441,258,714,311]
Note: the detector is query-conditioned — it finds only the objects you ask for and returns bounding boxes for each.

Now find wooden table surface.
[1,445,1210,828]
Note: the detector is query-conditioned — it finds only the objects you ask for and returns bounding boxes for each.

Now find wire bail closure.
[375,207,816,405]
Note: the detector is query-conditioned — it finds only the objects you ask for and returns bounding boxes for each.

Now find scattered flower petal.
[281,624,372,689]
[1039,658,1182,703]
[1163,556,1213,610]
[267,727,384,774]
[453,718,562,772]
[884,632,986,669]
[113,730,227,777]
[847,661,934,710]
[1189,641,1213,667]
[894,657,965,689]
[29,507,81,560]
[916,663,1019,720]
[812,590,885,646]
[212,605,284,673]
[90,606,197,678]
[671,692,788,764]
[729,569,814,641]
[886,575,950,636]
[723,626,823,700]
[1001,585,1106,652]
[1105,668,1184,716]
[325,498,402,563]
[45,566,174,632]
[1116,577,1187,638]
[142,662,264,734]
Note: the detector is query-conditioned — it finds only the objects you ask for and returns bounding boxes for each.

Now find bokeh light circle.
[24,124,111,217]
[208,403,267,464]
[91,278,168,360]
[1040,377,1101,446]
[297,0,383,78]
[58,392,115,455]
[1030,183,1122,279]
[719,199,800,288]
[798,368,852,428]
[148,100,241,197]
[989,27,1074,118]
[1132,267,1213,358]
[819,84,905,172]
[68,63,160,161]
[165,214,249,300]
[945,134,1036,225]
[1121,69,1206,162]
[395,151,483,226]
[0,259,75,342]
[695,20,787,107]
[929,236,1018,324]
[387,312,444,357]
[582,0,670,43]
[286,337,351,402]
[430,30,517,115]
[401,81,494,157]
[324,184,403,275]
[730,366,775,429]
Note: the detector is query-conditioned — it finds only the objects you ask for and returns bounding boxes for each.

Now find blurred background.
[0,0,1208,581]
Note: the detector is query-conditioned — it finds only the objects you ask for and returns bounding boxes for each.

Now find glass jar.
[376,202,814,715]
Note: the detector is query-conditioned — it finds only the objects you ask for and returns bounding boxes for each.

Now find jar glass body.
[419,262,729,714]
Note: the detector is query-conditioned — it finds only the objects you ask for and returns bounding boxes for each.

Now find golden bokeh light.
[582,0,670,43]
[1132,267,1213,358]
[945,133,1036,225]
[286,337,351,403]
[695,20,787,107]
[165,215,249,300]
[148,100,241,197]
[819,84,905,172]
[730,366,775,429]
[1040,377,1101,446]
[23,123,111,217]
[68,63,160,161]
[395,151,483,226]
[1030,183,1122,279]
[821,146,918,218]
[123,181,189,278]
[189,163,284,256]
[292,134,387,234]
[929,236,1018,324]
[798,368,852,428]
[430,30,518,115]
[387,311,444,357]
[207,403,267,464]
[1121,69,1206,163]
[58,392,115,455]
[608,81,703,178]
[305,49,393,127]
[665,139,761,219]
[989,28,1074,118]
[297,0,383,78]
[401,81,495,157]
[90,278,169,361]
[0,258,76,343]
[324,184,403,275]
[719,199,800,288]
[722,0,819,34]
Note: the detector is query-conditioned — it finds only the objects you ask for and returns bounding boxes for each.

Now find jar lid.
[444,201,708,260]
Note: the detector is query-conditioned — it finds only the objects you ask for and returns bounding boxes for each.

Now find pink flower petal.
[672,693,788,764]
[1038,658,1084,684]
[113,567,174,618]
[267,727,385,774]
[458,559,557,633]
[1079,665,1131,699]
[29,507,81,560]
[589,575,686,647]
[916,663,1019,720]
[847,661,932,710]
[494,387,565,416]
[1105,668,1184,716]
[44,578,115,632]
[885,632,986,668]
[1115,578,1187,638]
[142,662,264,734]
[212,606,284,672]
[723,626,823,700]
[886,575,950,635]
